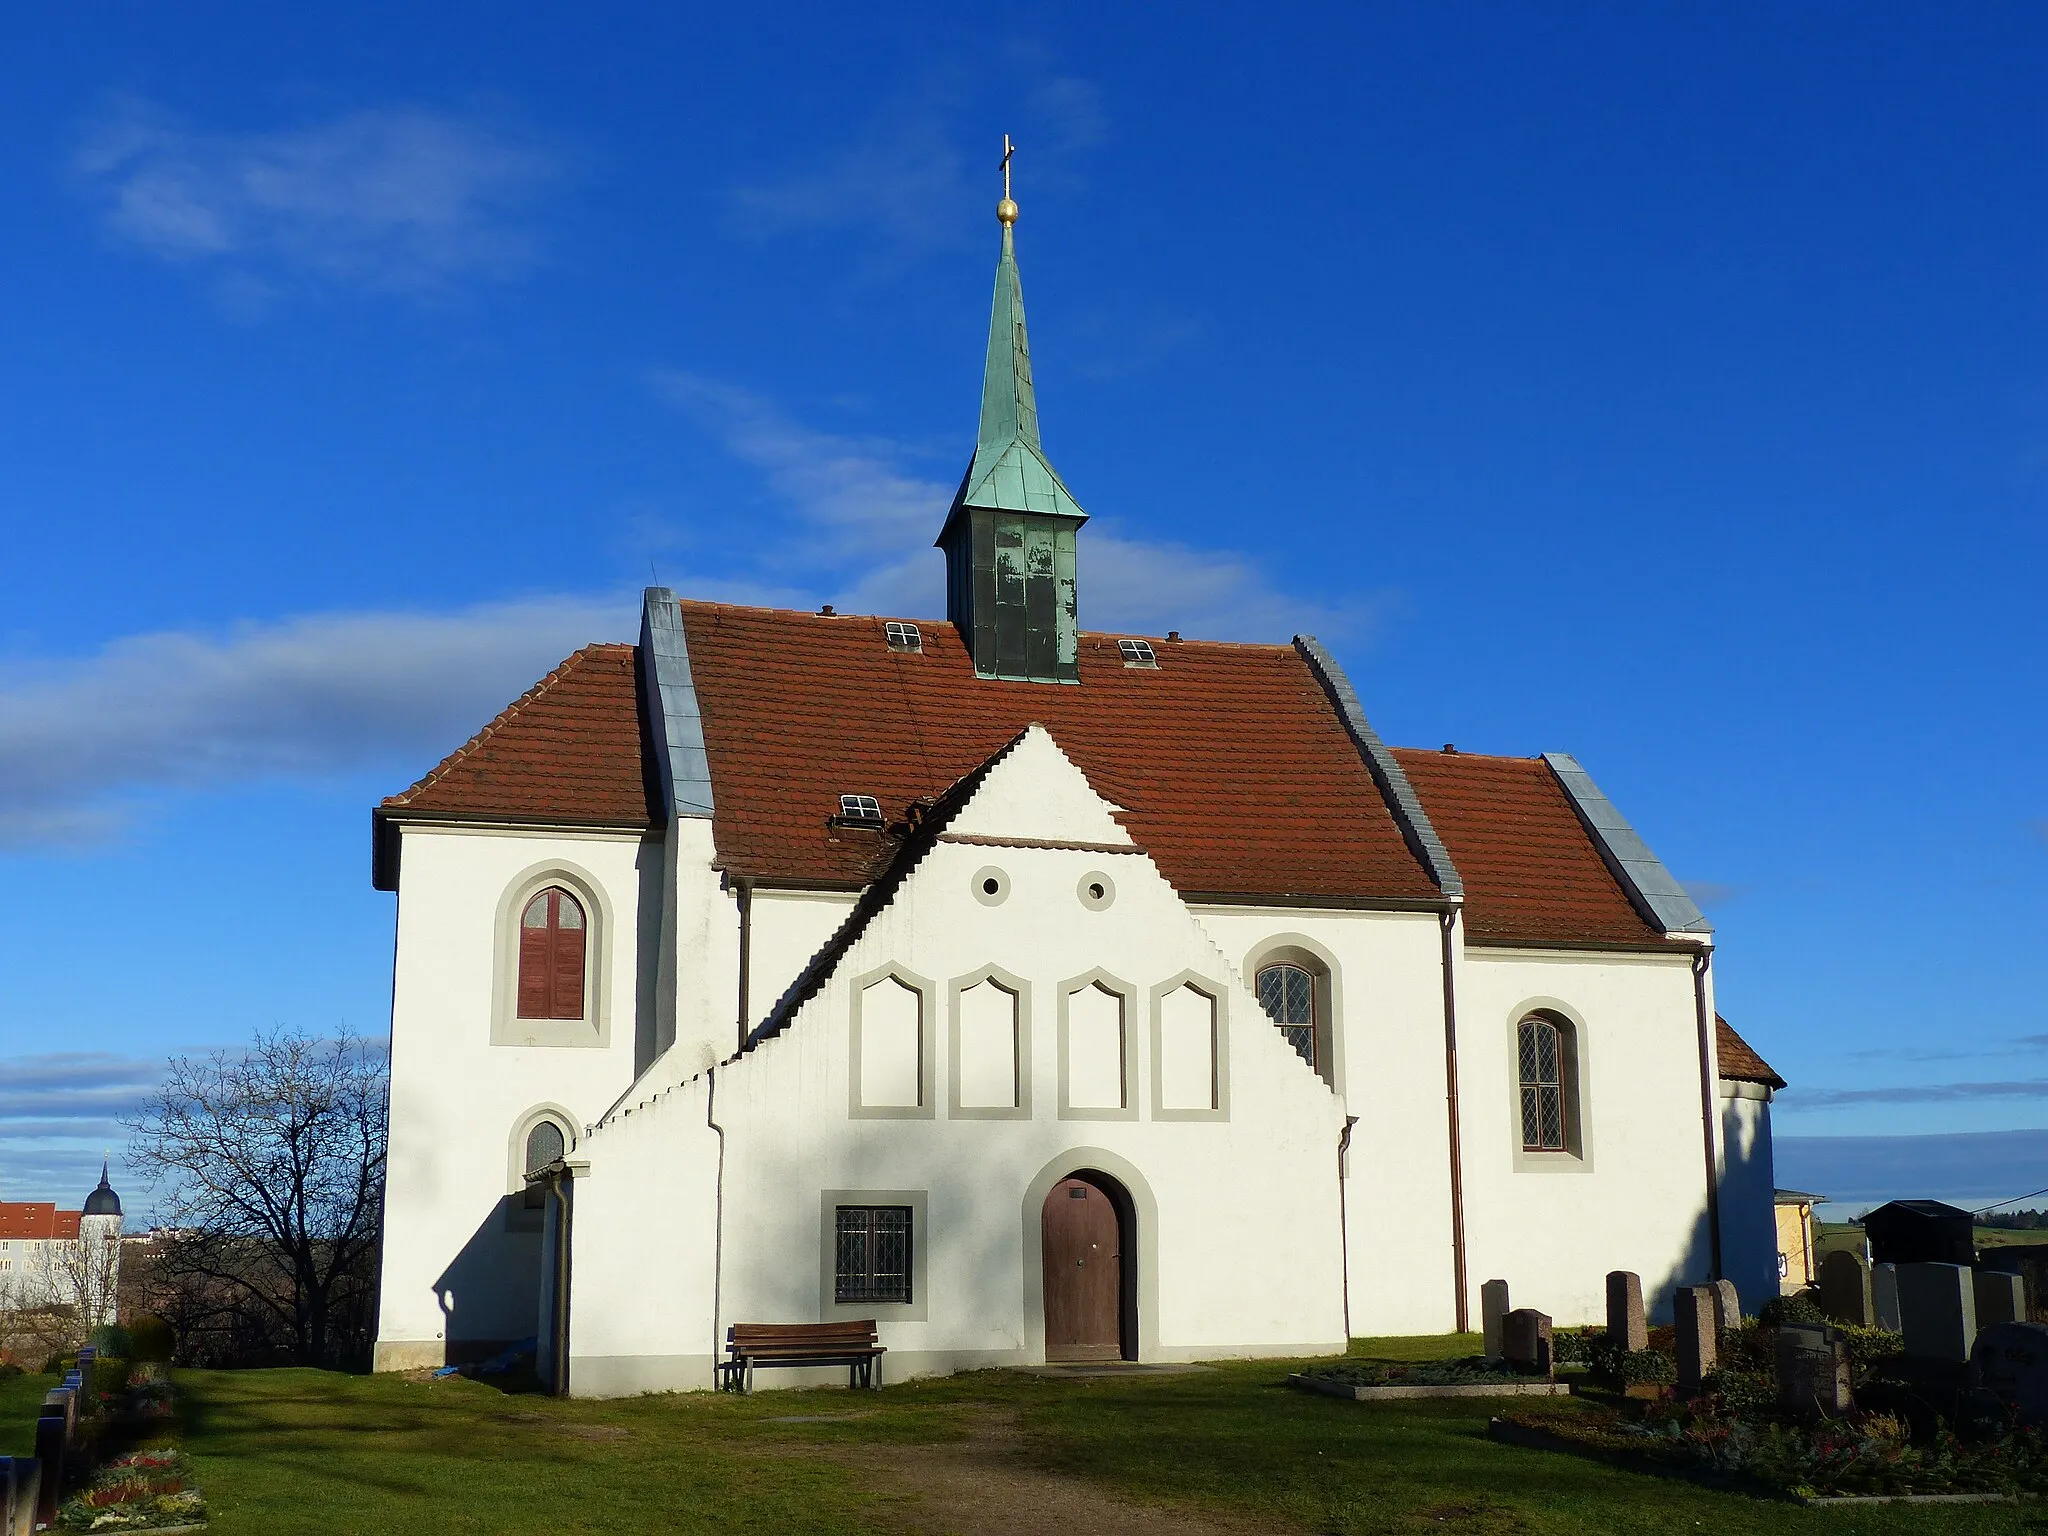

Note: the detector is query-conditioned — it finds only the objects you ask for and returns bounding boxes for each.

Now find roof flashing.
[1541,752,1711,936]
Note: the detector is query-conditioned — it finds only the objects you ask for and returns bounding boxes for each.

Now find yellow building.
[1775,1189,1823,1294]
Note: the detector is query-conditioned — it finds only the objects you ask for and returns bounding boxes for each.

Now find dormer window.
[838,794,884,824]
[884,622,923,652]
[1118,639,1158,668]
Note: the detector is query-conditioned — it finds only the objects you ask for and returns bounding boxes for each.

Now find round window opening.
[1077,871,1116,910]
[973,866,1010,907]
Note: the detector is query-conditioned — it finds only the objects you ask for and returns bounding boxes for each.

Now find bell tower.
[936,137,1088,683]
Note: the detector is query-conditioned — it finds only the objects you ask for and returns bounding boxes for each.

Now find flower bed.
[56,1448,208,1531]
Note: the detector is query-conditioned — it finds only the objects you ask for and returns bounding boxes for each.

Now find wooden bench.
[719,1321,886,1393]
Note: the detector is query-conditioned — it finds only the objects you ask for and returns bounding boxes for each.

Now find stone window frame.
[1504,997,1595,1173]
[947,964,1032,1121]
[818,1188,929,1323]
[847,964,937,1120]
[491,861,613,1049]
[1148,971,1231,1122]
[1056,968,1139,1122]
[503,1103,578,1232]
[1243,933,1344,1089]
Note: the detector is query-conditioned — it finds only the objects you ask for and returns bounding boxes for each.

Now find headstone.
[1818,1250,1874,1326]
[42,1386,74,1434]
[32,1418,63,1530]
[1976,1268,2027,1327]
[1898,1262,1977,1361]
[1480,1278,1511,1359]
[1971,1320,2048,1425]
[1605,1270,1647,1352]
[1502,1308,1554,1377]
[1873,1263,1902,1331]
[1710,1277,1742,1340]
[1775,1321,1853,1417]
[7,1458,35,1536]
[1674,1285,1717,1395]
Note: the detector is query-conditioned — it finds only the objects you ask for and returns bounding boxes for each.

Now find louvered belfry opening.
[517,886,587,1020]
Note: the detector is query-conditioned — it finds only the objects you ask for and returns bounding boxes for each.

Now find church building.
[370,166,1784,1394]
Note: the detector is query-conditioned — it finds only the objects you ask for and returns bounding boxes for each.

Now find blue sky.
[2,5,2044,1213]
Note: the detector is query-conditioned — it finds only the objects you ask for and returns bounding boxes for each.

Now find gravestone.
[1818,1250,1874,1326]
[42,1387,73,1435]
[1606,1270,1647,1351]
[7,1459,37,1536]
[1775,1321,1853,1418]
[1873,1263,1902,1331]
[1674,1285,1717,1395]
[1971,1321,2048,1425]
[1503,1308,1554,1377]
[1480,1279,1511,1359]
[32,1418,63,1530]
[1710,1277,1742,1340]
[1898,1262,1977,1361]
[1976,1268,2027,1327]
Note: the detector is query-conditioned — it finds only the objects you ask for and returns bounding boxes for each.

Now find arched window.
[1517,1013,1579,1153]
[517,887,586,1020]
[524,1118,567,1175]
[1256,963,1317,1070]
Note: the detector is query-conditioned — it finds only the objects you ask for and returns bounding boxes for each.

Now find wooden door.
[1041,1177,1123,1361]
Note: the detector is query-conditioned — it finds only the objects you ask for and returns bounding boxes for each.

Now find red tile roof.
[1716,1015,1786,1088]
[1390,748,1681,949]
[677,603,1442,903]
[374,604,1699,949]
[0,1203,79,1240]
[383,644,661,828]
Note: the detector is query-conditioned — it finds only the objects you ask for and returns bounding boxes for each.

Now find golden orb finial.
[997,134,1018,225]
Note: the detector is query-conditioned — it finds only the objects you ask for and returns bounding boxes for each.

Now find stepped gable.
[1391,747,1684,949]
[382,644,661,829]
[1715,1016,1786,1088]
[679,602,1443,904]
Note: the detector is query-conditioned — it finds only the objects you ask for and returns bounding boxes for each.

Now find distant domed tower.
[79,1160,123,1328]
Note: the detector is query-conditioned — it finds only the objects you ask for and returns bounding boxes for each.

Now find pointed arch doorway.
[1040,1171,1136,1362]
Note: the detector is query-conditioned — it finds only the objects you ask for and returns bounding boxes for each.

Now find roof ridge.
[383,643,621,809]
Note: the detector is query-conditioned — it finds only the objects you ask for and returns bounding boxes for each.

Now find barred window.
[1518,1015,1569,1151]
[835,1206,912,1305]
[1256,963,1317,1070]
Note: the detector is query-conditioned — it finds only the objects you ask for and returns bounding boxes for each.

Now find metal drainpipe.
[707,1066,727,1384]
[735,880,753,1053]
[1439,909,1470,1334]
[1337,1115,1359,1342]
[1692,951,1725,1280]
[549,1169,574,1398]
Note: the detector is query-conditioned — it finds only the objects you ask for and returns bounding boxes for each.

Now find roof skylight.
[1118,639,1159,668]
[837,794,884,823]
[884,622,923,652]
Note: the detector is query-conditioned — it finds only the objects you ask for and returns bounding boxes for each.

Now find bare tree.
[126,1027,387,1368]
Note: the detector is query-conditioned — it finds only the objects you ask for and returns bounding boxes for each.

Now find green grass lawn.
[17,1340,2048,1533]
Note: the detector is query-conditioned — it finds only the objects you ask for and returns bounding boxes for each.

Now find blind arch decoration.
[517,887,588,1020]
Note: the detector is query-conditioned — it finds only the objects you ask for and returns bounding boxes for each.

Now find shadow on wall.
[432,1198,547,1364]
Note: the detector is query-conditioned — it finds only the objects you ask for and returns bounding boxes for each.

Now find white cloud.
[73,100,559,297]
[0,594,634,848]
[653,370,1352,641]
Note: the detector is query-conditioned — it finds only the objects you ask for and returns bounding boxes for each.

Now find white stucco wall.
[1455,946,1715,1327]
[565,731,1351,1394]
[1719,1083,1780,1313]
[375,825,659,1368]
[1190,906,1460,1336]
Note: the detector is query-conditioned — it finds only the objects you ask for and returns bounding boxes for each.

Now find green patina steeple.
[938,138,1087,684]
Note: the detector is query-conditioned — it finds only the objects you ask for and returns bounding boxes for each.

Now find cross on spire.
[997,134,1018,225]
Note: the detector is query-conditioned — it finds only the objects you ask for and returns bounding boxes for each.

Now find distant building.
[0,1165,124,1326]
[1774,1189,1823,1293]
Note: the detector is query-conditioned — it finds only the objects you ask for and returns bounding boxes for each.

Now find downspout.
[1439,909,1469,1334]
[549,1169,574,1398]
[1337,1115,1359,1342]
[735,880,753,1054]
[707,1066,727,1381]
[1692,951,1724,1280]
